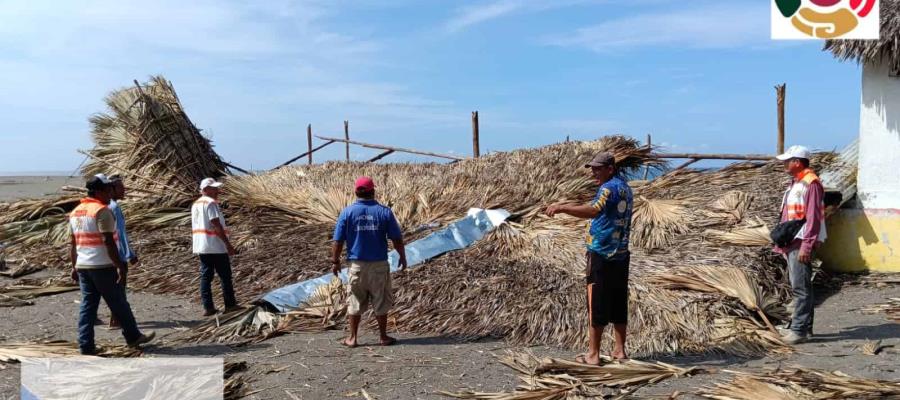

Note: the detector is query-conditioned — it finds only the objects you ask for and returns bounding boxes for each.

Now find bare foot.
[611,351,628,361]
[575,353,601,365]
[342,338,358,348]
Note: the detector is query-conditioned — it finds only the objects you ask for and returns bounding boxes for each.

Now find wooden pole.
[367,149,395,162]
[316,135,464,161]
[307,124,313,165]
[657,152,772,161]
[643,134,652,180]
[472,111,480,158]
[276,140,336,169]
[344,120,350,162]
[776,83,786,155]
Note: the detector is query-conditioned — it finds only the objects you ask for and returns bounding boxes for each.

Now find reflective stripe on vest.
[69,198,118,266]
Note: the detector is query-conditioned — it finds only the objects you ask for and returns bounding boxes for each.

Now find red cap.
[355,176,375,191]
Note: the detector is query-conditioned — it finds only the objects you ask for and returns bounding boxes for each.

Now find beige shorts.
[347,260,392,316]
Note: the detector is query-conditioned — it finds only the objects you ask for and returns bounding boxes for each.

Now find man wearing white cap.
[191,177,238,316]
[773,145,826,345]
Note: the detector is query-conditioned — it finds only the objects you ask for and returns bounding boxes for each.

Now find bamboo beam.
[776,83,786,155]
[472,111,480,158]
[315,135,464,161]
[643,134,652,179]
[344,120,350,162]
[275,140,336,169]
[224,162,251,175]
[671,158,700,172]
[307,124,313,165]
[657,152,772,161]
[367,149,395,162]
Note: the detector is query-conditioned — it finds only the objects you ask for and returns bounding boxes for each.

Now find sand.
[0,176,81,202]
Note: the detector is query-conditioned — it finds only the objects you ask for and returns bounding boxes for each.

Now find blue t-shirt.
[586,175,633,260]
[333,199,403,261]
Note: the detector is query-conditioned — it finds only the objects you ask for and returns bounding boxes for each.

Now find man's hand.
[799,251,811,264]
[70,267,79,283]
[116,266,126,284]
[226,244,237,257]
[398,256,408,272]
[130,256,141,268]
[546,203,565,217]
[331,260,341,277]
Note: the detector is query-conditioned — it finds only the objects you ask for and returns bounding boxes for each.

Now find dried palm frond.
[0,262,43,278]
[710,318,792,357]
[699,367,900,399]
[441,350,700,399]
[0,340,141,363]
[167,306,283,345]
[860,298,900,323]
[696,191,753,227]
[0,277,79,304]
[860,340,884,356]
[631,196,691,250]
[704,224,771,247]
[224,361,250,400]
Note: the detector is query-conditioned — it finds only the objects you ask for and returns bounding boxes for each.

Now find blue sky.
[0,0,862,172]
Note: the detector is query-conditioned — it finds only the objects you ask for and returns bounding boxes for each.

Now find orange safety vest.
[69,197,119,266]
[781,168,827,242]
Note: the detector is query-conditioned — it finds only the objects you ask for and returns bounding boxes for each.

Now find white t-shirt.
[191,196,228,254]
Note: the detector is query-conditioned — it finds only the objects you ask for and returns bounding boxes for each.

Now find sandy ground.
[0,176,80,202]
[0,273,897,399]
[1,180,898,399]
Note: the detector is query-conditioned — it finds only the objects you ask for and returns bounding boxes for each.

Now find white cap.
[93,174,112,184]
[199,177,224,191]
[776,145,811,161]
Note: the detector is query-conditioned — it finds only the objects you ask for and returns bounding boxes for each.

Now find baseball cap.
[86,174,112,191]
[199,177,224,191]
[584,151,615,168]
[776,145,811,161]
[355,176,375,191]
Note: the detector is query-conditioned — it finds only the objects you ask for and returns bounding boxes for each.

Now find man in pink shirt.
[774,145,826,345]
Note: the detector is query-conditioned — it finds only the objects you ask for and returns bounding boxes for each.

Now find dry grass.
[698,367,900,399]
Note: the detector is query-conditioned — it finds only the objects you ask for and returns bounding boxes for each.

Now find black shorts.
[586,251,630,327]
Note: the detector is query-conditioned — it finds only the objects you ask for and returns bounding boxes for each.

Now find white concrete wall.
[858,62,900,209]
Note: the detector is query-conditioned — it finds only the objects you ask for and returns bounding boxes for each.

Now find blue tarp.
[259,209,509,312]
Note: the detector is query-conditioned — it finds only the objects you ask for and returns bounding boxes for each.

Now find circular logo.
[617,200,628,213]
[775,0,877,38]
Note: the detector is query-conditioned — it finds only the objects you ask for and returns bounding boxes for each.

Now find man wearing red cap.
[332,176,407,347]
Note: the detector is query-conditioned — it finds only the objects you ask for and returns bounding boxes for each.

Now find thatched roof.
[824,0,900,68]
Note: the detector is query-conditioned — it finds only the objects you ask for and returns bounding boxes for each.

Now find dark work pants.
[199,254,237,311]
[77,268,141,353]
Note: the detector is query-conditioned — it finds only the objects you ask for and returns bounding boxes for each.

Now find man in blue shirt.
[106,175,139,329]
[546,151,633,364]
[332,177,407,348]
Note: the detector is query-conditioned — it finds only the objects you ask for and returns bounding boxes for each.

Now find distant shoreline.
[0,176,80,202]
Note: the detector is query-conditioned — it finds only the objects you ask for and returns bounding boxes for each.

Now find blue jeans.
[786,249,814,335]
[199,254,237,311]
[77,268,141,352]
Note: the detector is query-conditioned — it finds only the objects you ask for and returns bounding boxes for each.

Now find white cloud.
[443,0,604,33]
[544,2,769,51]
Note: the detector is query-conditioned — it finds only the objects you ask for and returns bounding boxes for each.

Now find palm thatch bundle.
[860,297,900,323]
[440,350,701,399]
[82,76,226,203]
[0,275,78,307]
[698,367,900,399]
[824,0,900,69]
[0,340,141,362]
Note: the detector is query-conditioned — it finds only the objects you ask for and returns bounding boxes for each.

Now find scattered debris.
[698,367,900,399]
[0,340,141,363]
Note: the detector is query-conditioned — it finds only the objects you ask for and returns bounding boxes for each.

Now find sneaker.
[80,348,97,356]
[127,331,156,348]
[203,308,218,317]
[781,330,809,345]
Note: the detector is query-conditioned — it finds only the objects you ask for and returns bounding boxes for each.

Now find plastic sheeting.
[259,208,510,312]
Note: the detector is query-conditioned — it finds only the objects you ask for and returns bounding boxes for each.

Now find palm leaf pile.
[0,340,141,362]
[0,77,851,359]
[0,276,79,307]
[698,368,900,399]
[440,350,701,399]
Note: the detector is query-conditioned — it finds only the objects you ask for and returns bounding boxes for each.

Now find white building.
[820,0,900,272]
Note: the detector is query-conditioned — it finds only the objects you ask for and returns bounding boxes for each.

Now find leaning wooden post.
[776,83,786,154]
[307,124,313,165]
[472,111,480,158]
[643,134,652,180]
[344,120,350,162]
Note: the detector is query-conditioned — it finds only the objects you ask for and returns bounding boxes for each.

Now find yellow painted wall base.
[818,209,900,273]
